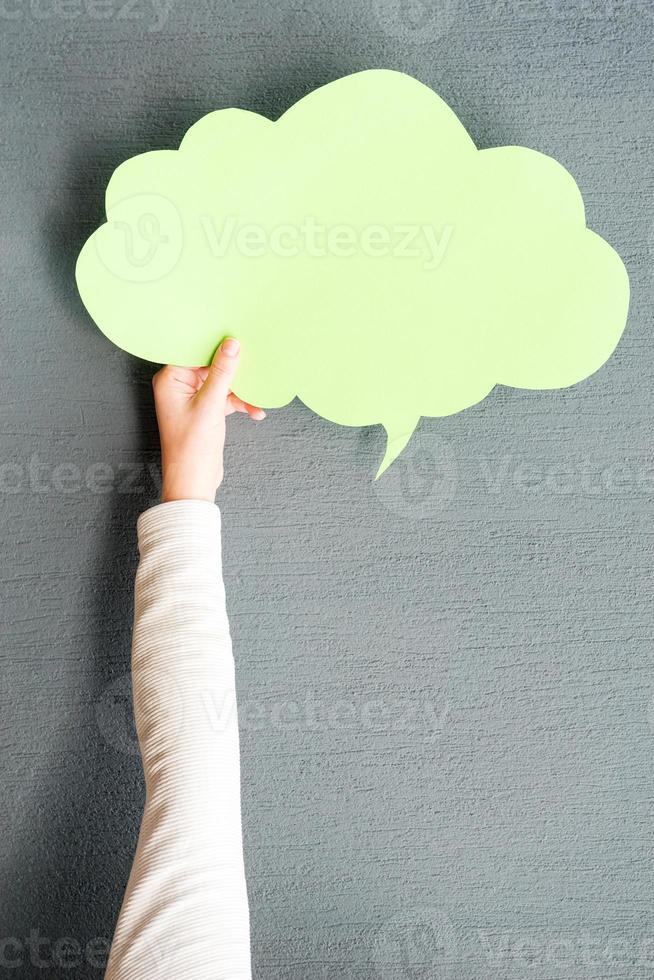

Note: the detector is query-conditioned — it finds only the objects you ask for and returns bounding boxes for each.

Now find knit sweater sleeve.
[104,499,251,980]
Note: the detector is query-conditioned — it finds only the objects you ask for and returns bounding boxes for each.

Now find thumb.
[201,337,241,408]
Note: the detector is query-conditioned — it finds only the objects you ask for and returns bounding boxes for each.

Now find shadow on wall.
[0,363,156,978]
[2,61,364,975]
[42,56,358,342]
[0,129,163,974]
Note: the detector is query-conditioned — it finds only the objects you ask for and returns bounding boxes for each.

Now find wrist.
[161,462,222,504]
[161,486,217,504]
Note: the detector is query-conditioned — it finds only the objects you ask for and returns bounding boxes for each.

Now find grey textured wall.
[1,1,652,977]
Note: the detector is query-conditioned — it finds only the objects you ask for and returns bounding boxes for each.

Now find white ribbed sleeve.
[104,499,252,980]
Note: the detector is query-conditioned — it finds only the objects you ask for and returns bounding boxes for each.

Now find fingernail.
[221,337,240,357]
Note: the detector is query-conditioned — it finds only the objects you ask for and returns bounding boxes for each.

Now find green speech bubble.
[76,70,629,477]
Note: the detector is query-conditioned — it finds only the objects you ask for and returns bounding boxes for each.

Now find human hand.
[152,338,265,503]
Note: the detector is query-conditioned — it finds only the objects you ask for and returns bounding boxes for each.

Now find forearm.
[105,500,251,980]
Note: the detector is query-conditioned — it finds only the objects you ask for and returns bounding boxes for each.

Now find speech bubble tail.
[375,419,419,479]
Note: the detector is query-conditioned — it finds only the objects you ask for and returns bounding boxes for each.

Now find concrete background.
[1,1,653,977]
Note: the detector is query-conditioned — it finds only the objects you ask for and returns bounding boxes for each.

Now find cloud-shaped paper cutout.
[76,70,629,476]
